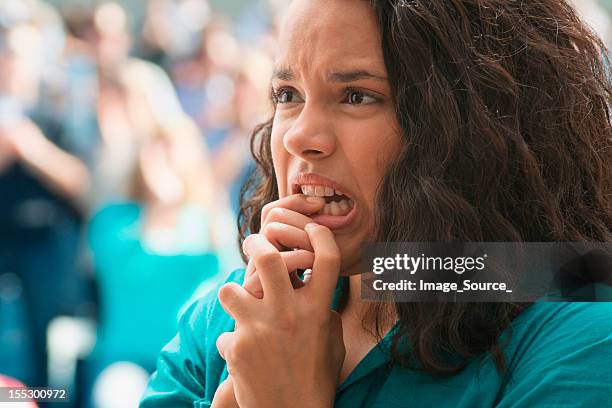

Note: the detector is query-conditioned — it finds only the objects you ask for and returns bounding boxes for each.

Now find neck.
[342,273,398,336]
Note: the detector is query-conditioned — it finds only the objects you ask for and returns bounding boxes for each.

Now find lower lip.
[310,203,358,230]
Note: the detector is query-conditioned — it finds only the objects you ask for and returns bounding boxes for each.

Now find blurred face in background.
[270,0,402,275]
[94,2,131,67]
[0,24,43,102]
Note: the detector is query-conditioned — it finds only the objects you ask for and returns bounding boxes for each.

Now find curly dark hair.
[238,0,612,376]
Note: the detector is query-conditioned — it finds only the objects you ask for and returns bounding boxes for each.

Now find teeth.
[330,201,340,215]
[316,198,353,217]
[300,184,338,197]
[299,184,355,216]
[322,203,331,215]
[300,185,315,195]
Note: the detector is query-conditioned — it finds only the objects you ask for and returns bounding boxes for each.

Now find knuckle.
[256,249,282,269]
[216,334,228,354]
[261,202,275,222]
[230,335,251,361]
[242,234,254,253]
[267,207,287,221]
[261,221,281,237]
[218,283,237,305]
[260,223,271,237]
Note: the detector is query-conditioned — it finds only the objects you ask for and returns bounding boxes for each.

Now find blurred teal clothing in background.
[87,203,235,369]
[141,268,612,407]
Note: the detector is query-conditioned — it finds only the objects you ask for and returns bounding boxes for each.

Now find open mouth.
[290,175,358,230]
[298,185,354,216]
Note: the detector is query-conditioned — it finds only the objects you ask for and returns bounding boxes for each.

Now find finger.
[216,331,235,361]
[243,250,315,298]
[245,259,256,278]
[261,195,326,226]
[211,376,239,408]
[283,249,315,272]
[261,222,313,251]
[265,206,318,230]
[218,282,256,323]
[262,202,323,231]
[304,223,342,306]
[244,235,314,279]
[243,234,294,304]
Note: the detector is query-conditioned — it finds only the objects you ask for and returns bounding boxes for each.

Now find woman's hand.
[242,194,326,297]
[210,375,239,408]
[210,195,327,406]
[216,225,345,408]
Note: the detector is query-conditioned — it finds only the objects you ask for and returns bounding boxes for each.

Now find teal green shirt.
[140,268,612,407]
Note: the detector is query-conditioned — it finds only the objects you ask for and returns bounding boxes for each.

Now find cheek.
[345,125,401,203]
[270,128,289,196]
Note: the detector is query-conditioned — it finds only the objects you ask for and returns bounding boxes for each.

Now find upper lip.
[290,172,354,199]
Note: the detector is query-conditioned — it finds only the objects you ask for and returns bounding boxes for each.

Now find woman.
[141,0,612,407]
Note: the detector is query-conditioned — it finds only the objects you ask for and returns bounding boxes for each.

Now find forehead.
[276,0,385,75]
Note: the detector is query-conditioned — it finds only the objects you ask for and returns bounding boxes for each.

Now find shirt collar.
[331,276,401,392]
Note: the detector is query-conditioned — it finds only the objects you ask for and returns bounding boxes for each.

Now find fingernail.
[305,222,318,230]
[306,196,326,203]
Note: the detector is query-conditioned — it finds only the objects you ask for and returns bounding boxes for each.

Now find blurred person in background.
[86,54,242,407]
[212,46,274,213]
[90,1,173,206]
[170,17,275,212]
[90,1,131,74]
[0,0,94,387]
[139,0,212,71]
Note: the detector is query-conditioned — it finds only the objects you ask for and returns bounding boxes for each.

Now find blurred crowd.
[0,0,284,406]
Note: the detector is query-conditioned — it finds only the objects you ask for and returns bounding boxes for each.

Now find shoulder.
[171,268,245,359]
[508,301,612,348]
[182,267,245,336]
[498,302,612,406]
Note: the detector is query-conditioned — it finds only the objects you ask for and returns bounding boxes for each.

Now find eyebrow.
[272,67,388,82]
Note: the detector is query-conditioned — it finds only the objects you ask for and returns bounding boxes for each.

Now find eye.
[344,89,378,105]
[272,87,304,104]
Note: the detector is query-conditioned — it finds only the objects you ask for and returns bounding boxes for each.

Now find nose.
[283,102,336,160]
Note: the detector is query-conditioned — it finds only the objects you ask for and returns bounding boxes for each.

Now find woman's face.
[271,0,401,274]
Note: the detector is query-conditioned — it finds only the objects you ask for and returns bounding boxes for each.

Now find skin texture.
[212,0,401,407]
